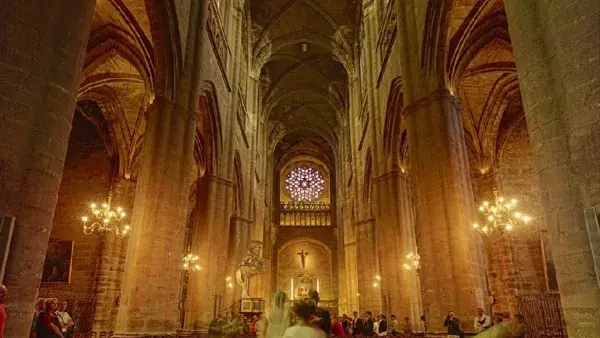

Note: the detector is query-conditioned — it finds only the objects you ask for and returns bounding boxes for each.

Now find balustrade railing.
[279,203,331,226]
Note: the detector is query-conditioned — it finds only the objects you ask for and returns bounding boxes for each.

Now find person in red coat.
[0,284,7,338]
[331,314,346,337]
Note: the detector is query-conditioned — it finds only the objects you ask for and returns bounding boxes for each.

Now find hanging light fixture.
[403,252,420,271]
[81,202,130,238]
[183,253,201,272]
[472,191,531,236]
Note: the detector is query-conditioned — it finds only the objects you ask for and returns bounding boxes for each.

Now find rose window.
[285,167,325,202]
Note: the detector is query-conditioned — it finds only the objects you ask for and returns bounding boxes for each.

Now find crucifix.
[297,249,309,269]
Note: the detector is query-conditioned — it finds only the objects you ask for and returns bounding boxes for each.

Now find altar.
[290,273,320,300]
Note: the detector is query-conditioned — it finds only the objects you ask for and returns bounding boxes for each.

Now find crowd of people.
[30,297,75,338]
[208,290,528,338]
[209,290,422,338]
[0,283,527,338]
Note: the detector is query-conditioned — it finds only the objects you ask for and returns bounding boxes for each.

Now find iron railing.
[517,292,566,337]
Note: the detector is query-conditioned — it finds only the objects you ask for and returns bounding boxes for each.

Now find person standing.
[37,298,63,338]
[473,308,491,333]
[388,314,399,335]
[31,297,47,338]
[377,314,387,336]
[0,285,7,338]
[351,311,364,335]
[283,301,325,338]
[443,311,464,338]
[363,311,375,336]
[264,292,292,338]
[341,314,350,334]
[56,301,74,338]
[403,316,412,333]
[373,314,379,335]
[331,314,345,337]
[309,290,331,335]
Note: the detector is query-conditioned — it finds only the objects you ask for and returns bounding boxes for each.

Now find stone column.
[185,175,234,330]
[372,170,421,321]
[405,90,487,330]
[354,219,382,313]
[224,216,252,307]
[92,177,136,335]
[114,96,197,336]
[504,2,600,334]
[0,1,95,336]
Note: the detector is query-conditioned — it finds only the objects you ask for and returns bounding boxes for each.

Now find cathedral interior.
[0,0,599,337]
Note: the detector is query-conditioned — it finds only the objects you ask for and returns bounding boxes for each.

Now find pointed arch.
[198,81,224,175]
[233,151,245,216]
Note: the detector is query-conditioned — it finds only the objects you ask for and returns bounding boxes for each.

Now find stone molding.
[372,169,410,184]
[231,215,253,225]
[207,174,234,187]
[344,242,356,247]
[354,218,375,227]
[401,88,461,117]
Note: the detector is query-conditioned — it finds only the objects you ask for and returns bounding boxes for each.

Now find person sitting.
[443,311,464,338]
[283,301,325,338]
[473,308,491,333]
[36,298,63,338]
[56,301,74,338]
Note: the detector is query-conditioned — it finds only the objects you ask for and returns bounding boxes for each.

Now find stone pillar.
[372,170,421,321]
[354,219,382,313]
[114,96,197,335]
[0,1,95,335]
[92,177,136,335]
[185,175,234,330]
[405,90,487,330]
[504,2,600,334]
[224,216,252,307]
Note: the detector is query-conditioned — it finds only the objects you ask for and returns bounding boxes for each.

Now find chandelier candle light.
[403,252,420,271]
[183,253,201,272]
[81,203,130,238]
[473,191,531,235]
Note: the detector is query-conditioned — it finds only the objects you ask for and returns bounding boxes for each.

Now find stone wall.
[276,239,334,301]
[47,111,111,295]
[499,119,547,289]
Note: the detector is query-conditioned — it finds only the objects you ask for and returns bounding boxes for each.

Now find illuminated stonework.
[285,166,325,202]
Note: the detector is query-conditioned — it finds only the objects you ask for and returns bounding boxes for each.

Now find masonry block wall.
[47,111,111,295]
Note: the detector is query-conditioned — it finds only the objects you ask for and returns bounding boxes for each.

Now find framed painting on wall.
[41,240,74,283]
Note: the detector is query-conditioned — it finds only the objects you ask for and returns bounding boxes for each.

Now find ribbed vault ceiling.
[251,0,358,151]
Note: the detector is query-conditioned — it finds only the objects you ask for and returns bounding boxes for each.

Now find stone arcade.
[0,0,598,337]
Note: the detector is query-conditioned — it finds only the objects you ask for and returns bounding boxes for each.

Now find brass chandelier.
[403,252,420,271]
[81,203,130,238]
[183,253,201,272]
[473,191,531,235]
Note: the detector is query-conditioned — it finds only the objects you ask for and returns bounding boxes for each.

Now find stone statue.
[297,249,308,269]
[235,241,265,298]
